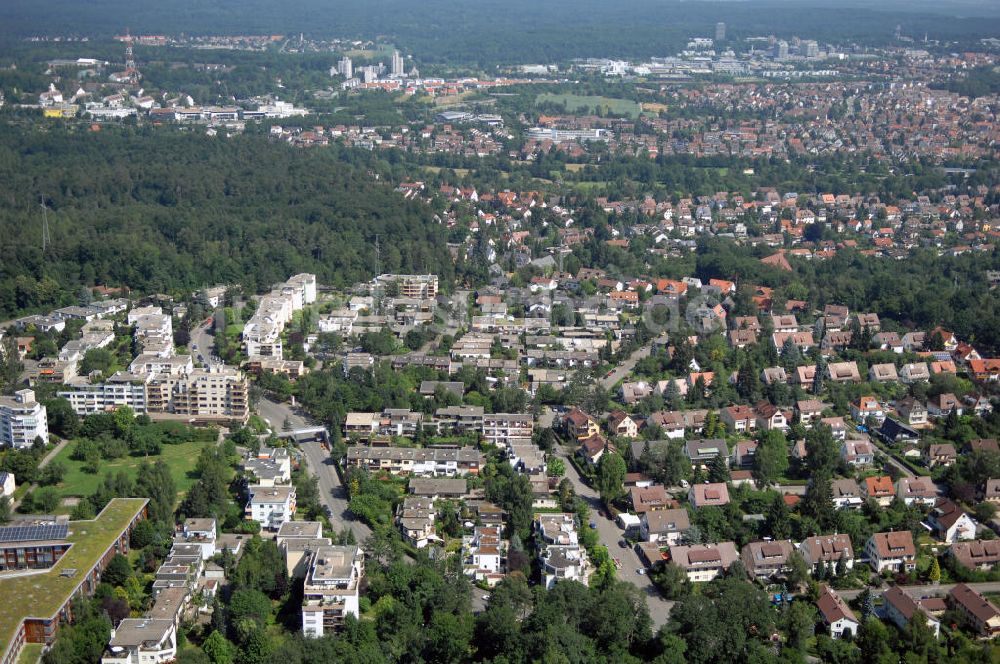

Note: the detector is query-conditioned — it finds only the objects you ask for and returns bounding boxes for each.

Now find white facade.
[302,545,364,638]
[101,619,177,664]
[0,389,48,449]
[246,485,296,530]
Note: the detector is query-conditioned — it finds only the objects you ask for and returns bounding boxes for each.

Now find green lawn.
[535,93,641,119]
[49,439,210,509]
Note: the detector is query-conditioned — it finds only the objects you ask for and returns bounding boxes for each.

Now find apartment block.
[302,545,364,638]
[0,389,48,449]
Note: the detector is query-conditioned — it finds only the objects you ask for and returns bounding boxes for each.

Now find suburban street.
[258,397,371,543]
[552,439,675,627]
[837,581,1000,602]
[599,344,652,391]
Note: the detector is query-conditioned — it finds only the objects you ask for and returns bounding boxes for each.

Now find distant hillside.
[0,0,998,65]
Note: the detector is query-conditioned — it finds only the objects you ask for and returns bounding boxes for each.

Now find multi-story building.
[948,583,1000,638]
[866,531,916,573]
[668,542,739,582]
[482,413,533,447]
[345,446,484,477]
[434,405,485,433]
[0,519,71,571]
[243,274,317,360]
[799,534,854,574]
[101,619,176,664]
[883,586,941,639]
[60,369,248,424]
[0,389,48,449]
[59,373,150,415]
[301,545,364,638]
[396,496,437,548]
[246,485,296,530]
[535,513,589,589]
[375,274,438,299]
[462,526,507,586]
[816,584,859,639]
[0,499,148,664]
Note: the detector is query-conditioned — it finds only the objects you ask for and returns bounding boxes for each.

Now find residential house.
[578,434,613,467]
[688,482,730,509]
[817,584,859,639]
[896,476,937,506]
[866,531,916,573]
[799,534,854,574]
[926,443,957,468]
[869,363,899,383]
[564,409,600,439]
[900,362,931,383]
[948,583,1000,638]
[740,540,794,579]
[985,479,1000,504]
[895,398,928,427]
[827,362,861,383]
[721,405,756,434]
[831,478,864,509]
[841,439,875,466]
[754,401,787,431]
[607,411,639,439]
[928,393,962,418]
[668,542,739,582]
[629,485,672,514]
[684,439,728,471]
[640,508,690,545]
[397,497,437,548]
[951,540,1000,571]
[796,399,824,428]
[822,417,848,441]
[761,367,788,386]
[730,440,759,470]
[862,476,895,507]
[462,526,507,587]
[851,396,884,424]
[928,499,976,543]
[883,586,941,639]
[878,418,919,446]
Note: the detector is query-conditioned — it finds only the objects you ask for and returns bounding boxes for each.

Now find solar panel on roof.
[0,523,68,543]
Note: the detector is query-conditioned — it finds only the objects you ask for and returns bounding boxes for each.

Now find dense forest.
[1,0,999,66]
[0,123,454,317]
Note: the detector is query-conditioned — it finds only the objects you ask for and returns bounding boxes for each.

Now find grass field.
[535,93,641,119]
[49,439,210,509]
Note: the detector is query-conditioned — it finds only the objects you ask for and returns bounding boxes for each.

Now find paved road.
[837,581,1000,602]
[870,437,916,479]
[189,317,221,369]
[258,397,371,543]
[599,344,652,391]
[553,441,675,627]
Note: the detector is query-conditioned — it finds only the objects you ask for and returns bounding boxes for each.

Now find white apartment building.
[101,619,176,664]
[535,513,589,589]
[375,274,438,299]
[462,525,506,586]
[0,389,48,449]
[243,274,317,360]
[302,545,364,638]
[482,413,533,448]
[245,485,296,530]
[59,373,150,415]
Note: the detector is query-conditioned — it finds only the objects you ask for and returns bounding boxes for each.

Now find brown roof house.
[688,482,730,509]
[865,531,916,573]
[799,533,854,575]
[948,583,1000,638]
[668,542,739,582]
[740,540,795,579]
[927,499,976,544]
[816,584,859,640]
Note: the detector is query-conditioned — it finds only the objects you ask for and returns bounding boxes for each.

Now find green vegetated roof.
[0,498,148,654]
